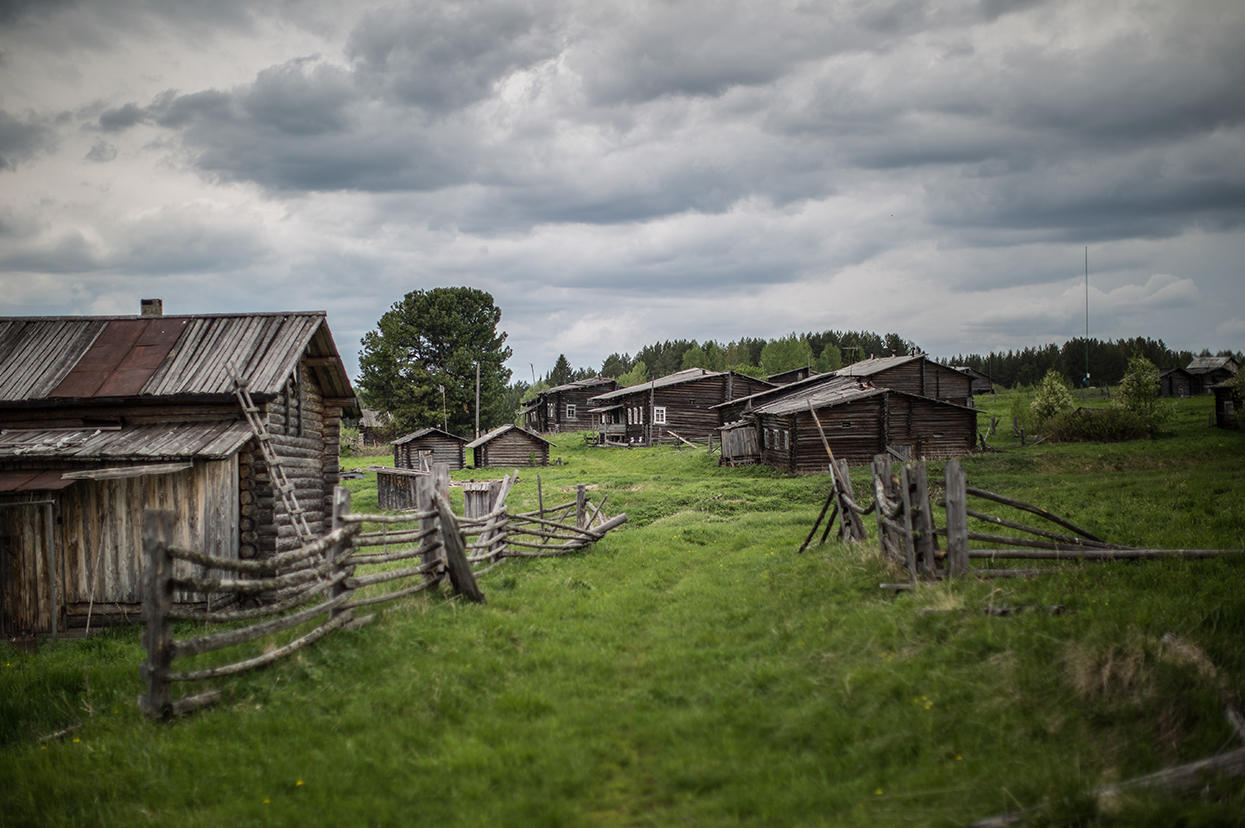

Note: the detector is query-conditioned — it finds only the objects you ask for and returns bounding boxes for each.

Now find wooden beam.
[62,462,194,481]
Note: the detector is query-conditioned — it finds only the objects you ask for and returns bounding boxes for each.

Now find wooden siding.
[600,373,773,445]
[866,361,973,407]
[396,434,464,471]
[883,395,976,459]
[476,430,549,467]
[0,458,238,635]
[526,380,618,433]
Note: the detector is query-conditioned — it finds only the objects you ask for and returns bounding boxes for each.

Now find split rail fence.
[139,466,625,718]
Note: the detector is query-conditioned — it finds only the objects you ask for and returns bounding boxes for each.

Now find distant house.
[523,377,619,433]
[952,366,995,395]
[358,408,390,445]
[1158,367,1197,398]
[392,427,467,471]
[719,375,977,471]
[0,306,357,635]
[588,368,774,446]
[1211,379,1241,429]
[468,424,553,467]
[1187,356,1239,394]
[836,355,974,407]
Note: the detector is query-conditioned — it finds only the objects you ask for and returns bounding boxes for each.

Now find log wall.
[396,435,464,470]
[476,431,549,467]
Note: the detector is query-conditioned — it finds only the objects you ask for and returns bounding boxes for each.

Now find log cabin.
[522,377,618,433]
[468,424,552,468]
[0,304,357,635]
[835,355,974,407]
[588,368,774,446]
[392,427,467,471]
[1187,356,1239,394]
[718,375,977,471]
[1158,367,1197,398]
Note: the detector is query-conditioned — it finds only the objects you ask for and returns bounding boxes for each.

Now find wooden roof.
[589,368,772,403]
[1187,356,1239,375]
[749,375,975,417]
[0,421,254,462]
[835,354,928,377]
[0,311,357,413]
[521,376,616,405]
[392,427,468,446]
[466,424,553,449]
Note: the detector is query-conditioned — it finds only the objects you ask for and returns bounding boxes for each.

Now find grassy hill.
[3,393,1243,825]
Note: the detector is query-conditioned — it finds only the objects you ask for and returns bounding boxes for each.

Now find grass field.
[3,393,1244,826]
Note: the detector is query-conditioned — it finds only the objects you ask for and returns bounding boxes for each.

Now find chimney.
[140,298,163,317]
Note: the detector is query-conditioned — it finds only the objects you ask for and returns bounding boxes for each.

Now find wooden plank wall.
[477,431,549,467]
[397,436,463,470]
[784,398,887,471]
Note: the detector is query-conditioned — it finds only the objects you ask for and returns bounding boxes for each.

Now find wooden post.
[536,473,544,519]
[329,486,352,619]
[576,484,587,530]
[898,464,919,581]
[871,455,890,554]
[435,493,485,603]
[140,510,176,718]
[836,458,865,542]
[44,502,57,639]
[910,462,936,577]
[944,459,968,576]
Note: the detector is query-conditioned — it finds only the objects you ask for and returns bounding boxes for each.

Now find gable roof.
[835,354,927,377]
[0,311,357,413]
[1187,356,1239,375]
[589,368,772,402]
[466,424,554,449]
[522,376,617,404]
[709,371,841,411]
[0,420,254,462]
[392,427,468,446]
[748,375,977,417]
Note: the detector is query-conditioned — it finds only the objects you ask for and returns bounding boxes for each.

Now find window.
[565,404,577,420]
[653,406,667,424]
[547,402,555,418]
[627,407,634,425]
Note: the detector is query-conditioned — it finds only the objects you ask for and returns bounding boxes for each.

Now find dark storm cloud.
[98,102,146,132]
[0,109,55,170]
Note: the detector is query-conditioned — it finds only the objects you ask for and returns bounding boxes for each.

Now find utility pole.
[439,384,446,432]
[1084,246,1090,388]
[474,361,481,440]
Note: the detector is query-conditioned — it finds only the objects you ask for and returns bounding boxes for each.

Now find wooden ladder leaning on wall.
[229,363,315,545]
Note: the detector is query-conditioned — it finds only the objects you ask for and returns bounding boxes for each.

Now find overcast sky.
[2,0,1243,382]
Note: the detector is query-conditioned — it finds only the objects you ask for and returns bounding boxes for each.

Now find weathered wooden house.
[358,408,390,446]
[1158,367,1197,398]
[952,366,995,395]
[836,355,974,407]
[468,424,552,468]
[522,377,619,433]
[719,375,977,471]
[588,368,774,446]
[0,307,357,635]
[1187,356,1239,394]
[392,427,467,471]
[1211,379,1241,429]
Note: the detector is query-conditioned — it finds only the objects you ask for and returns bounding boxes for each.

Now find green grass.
[3,394,1244,826]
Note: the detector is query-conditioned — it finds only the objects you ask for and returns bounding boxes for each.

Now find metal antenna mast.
[1084,246,1090,387]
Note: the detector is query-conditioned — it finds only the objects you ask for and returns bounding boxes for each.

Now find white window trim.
[565,403,577,420]
[653,406,667,425]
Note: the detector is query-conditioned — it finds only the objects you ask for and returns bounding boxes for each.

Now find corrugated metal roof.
[0,312,356,408]
[0,421,254,461]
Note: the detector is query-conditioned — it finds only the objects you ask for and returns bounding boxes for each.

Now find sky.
[2,0,1243,383]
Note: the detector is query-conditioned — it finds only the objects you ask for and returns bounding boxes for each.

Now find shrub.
[1116,355,1171,435]
[1009,392,1039,436]
[1031,370,1074,421]
[1044,407,1149,442]
[340,425,363,457]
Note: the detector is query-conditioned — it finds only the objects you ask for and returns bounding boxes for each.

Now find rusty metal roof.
[0,312,356,411]
[0,421,254,461]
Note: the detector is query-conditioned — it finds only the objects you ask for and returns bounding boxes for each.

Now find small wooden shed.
[0,307,357,635]
[1159,367,1197,398]
[1211,380,1241,429]
[1187,356,1239,394]
[392,427,467,471]
[468,425,552,468]
[837,355,974,407]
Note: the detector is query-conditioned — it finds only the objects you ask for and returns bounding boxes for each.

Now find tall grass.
[3,393,1243,825]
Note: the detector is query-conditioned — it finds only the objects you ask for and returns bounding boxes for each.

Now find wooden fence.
[802,454,1243,584]
[139,466,626,718]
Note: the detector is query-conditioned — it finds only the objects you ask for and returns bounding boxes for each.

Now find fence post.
[416,473,442,585]
[898,464,919,581]
[434,493,486,603]
[576,484,587,530]
[870,455,891,557]
[329,486,352,619]
[944,459,969,576]
[139,509,175,718]
[910,462,936,578]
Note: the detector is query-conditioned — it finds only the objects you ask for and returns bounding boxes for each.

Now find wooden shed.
[0,307,357,635]
[392,427,467,471]
[1187,356,1239,394]
[468,425,552,468]
[953,366,995,395]
[522,377,618,433]
[587,368,774,446]
[720,376,977,471]
[1211,380,1241,429]
[836,355,974,407]
[1159,367,1197,398]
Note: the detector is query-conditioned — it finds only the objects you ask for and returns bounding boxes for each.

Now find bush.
[1031,370,1074,421]
[339,425,363,457]
[1116,355,1171,435]
[1044,407,1149,442]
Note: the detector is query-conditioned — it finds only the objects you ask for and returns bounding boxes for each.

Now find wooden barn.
[0,306,357,635]
[1158,367,1197,398]
[468,425,552,468]
[392,427,467,471]
[1187,356,1239,394]
[720,376,977,471]
[588,368,774,446]
[953,366,995,395]
[522,377,618,433]
[358,408,390,446]
[836,355,974,407]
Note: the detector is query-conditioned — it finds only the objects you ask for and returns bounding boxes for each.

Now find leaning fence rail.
[140,466,627,719]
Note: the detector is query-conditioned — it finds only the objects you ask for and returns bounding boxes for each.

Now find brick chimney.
[140,298,163,317]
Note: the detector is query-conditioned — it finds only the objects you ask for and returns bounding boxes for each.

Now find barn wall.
[478,432,549,467]
[789,398,886,471]
[397,436,464,470]
[886,396,976,459]
[0,458,238,635]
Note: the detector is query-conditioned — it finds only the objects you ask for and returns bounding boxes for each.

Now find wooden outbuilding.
[0,307,357,635]
[468,425,552,468]
[719,376,977,471]
[522,377,618,433]
[836,355,974,407]
[358,408,391,446]
[1158,367,1197,398]
[952,366,995,395]
[1211,379,1241,429]
[588,368,774,446]
[392,427,467,471]
[1187,356,1239,394]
